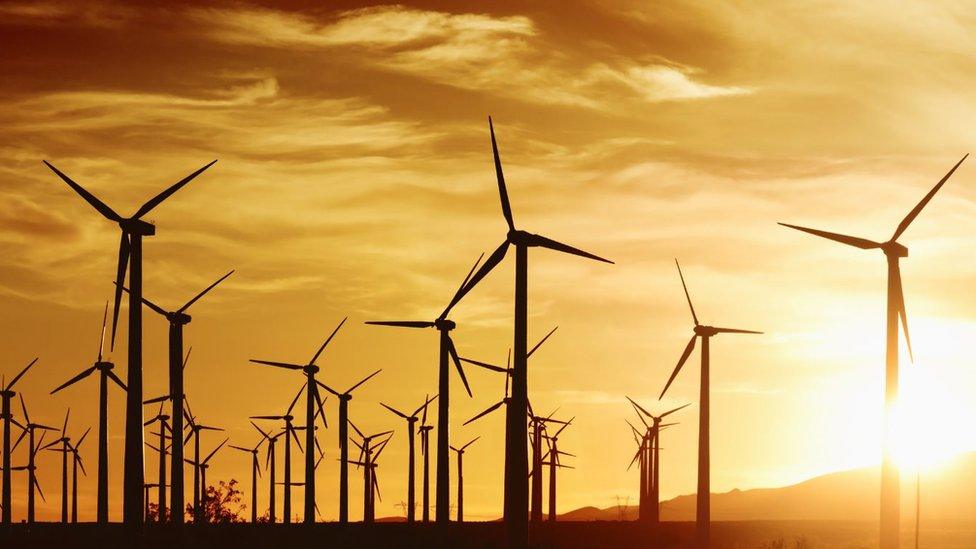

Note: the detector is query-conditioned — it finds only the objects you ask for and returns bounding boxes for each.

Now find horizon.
[2,0,976,532]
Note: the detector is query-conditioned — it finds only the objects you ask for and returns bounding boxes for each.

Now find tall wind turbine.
[450,437,479,523]
[50,303,126,523]
[365,253,482,523]
[2,357,38,524]
[379,395,437,523]
[542,420,574,522]
[184,438,228,524]
[627,398,688,525]
[316,369,382,523]
[122,269,232,525]
[659,260,761,546]
[144,401,171,522]
[250,318,341,524]
[67,428,91,523]
[230,437,266,523]
[349,426,393,523]
[249,385,306,524]
[454,118,613,546]
[418,395,434,523]
[42,409,73,523]
[11,395,54,524]
[779,155,966,549]
[251,421,282,523]
[46,159,216,524]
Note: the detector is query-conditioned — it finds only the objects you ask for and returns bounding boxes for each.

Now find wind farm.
[3,4,976,548]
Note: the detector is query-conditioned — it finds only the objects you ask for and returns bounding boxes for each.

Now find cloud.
[0,1,133,28]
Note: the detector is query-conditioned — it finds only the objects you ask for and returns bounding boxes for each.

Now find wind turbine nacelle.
[434,318,456,331]
[168,312,191,324]
[119,218,155,236]
[694,325,719,337]
[303,364,320,374]
[95,361,115,370]
[881,241,909,258]
[0,390,15,399]
[509,229,532,245]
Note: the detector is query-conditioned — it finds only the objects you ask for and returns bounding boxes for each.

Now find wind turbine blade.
[660,402,692,418]
[712,327,763,335]
[660,334,697,399]
[348,420,365,440]
[440,252,485,319]
[420,394,432,426]
[315,380,340,397]
[529,234,613,264]
[133,160,217,219]
[777,223,881,250]
[346,369,382,394]
[76,427,91,448]
[34,477,46,502]
[19,394,29,425]
[117,285,169,317]
[674,259,699,326]
[310,317,347,365]
[250,421,270,440]
[313,385,329,431]
[50,366,97,395]
[380,403,409,420]
[364,321,434,328]
[892,261,914,362]
[250,415,284,420]
[464,401,505,426]
[553,418,573,438]
[461,436,480,451]
[454,240,509,304]
[97,301,108,361]
[287,383,307,415]
[203,438,228,464]
[459,357,507,373]
[43,161,122,221]
[249,359,303,370]
[177,270,234,313]
[229,445,250,452]
[488,117,516,231]
[182,347,192,370]
[12,427,28,453]
[106,370,127,391]
[412,394,437,418]
[110,233,130,351]
[527,326,558,359]
[7,357,38,390]
[62,408,70,436]
[625,396,653,419]
[447,337,473,397]
[892,154,968,241]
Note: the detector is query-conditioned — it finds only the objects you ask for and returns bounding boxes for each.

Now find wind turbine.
[230,436,266,523]
[542,419,574,522]
[453,118,613,546]
[183,396,224,523]
[450,437,479,523]
[625,419,649,521]
[349,424,393,523]
[249,384,306,524]
[379,395,437,523]
[42,409,74,523]
[418,395,434,523]
[274,439,325,523]
[659,260,761,546]
[779,155,967,549]
[50,303,127,523]
[251,421,282,523]
[315,369,382,523]
[10,395,54,524]
[122,269,232,525]
[365,253,483,523]
[184,438,228,524]
[66,428,91,523]
[2,357,38,524]
[45,159,216,525]
[627,398,689,524]
[144,401,171,522]
[250,317,341,524]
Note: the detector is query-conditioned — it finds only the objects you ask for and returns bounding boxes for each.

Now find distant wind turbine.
[379,395,437,523]
[230,437,266,523]
[627,397,689,525]
[10,395,55,523]
[184,438,228,524]
[2,357,39,524]
[249,384,306,524]
[449,437,479,523]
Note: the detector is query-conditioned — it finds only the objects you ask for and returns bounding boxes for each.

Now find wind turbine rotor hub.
[694,325,718,337]
[0,390,15,398]
[120,218,155,236]
[434,318,455,331]
[95,361,114,370]
[304,364,320,374]
[881,241,909,257]
[509,229,530,245]
[342,393,352,402]
[168,312,191,324]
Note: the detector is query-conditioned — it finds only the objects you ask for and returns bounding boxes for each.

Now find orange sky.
[2,0,976,522]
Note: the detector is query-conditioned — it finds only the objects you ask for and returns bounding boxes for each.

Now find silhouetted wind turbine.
[628,398,689,525]
[230,436,266,523]
[380,395,437,523]
[453,118,613,546]
[184,438,228,524]
[250,318,341,524]
[660,260,761,546]
[625,419,649,521]
[250,384,306,524]
[10,395,54,524]
[542,419,574,522]
[251,421,282,523]
[144,401,171,522]
[316,369,382,524]
[365,254,483,523]
[122,270,232,525]
[46,159,216,525]
[418,394,434,523]
[529,410,567,522]
[349,424,393,523]
[450,437,479,523]
[67,428,91,523]
[42,409,74,523]
[50,303,126,523]
[779,155,966,549]
[2,357,38,524]
[183,396,224,523]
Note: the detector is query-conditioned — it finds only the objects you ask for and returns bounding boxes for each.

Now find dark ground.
[1,520,973,548]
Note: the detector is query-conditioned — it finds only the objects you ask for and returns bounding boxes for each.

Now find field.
[2,520,975,549]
